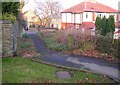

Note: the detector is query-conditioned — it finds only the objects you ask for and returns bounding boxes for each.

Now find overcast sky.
[22,0,120,13]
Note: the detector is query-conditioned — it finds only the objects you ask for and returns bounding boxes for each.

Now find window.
[86,13,88,18]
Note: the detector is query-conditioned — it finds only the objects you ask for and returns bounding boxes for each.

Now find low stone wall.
[1,20,26,57]
[2,20,13,57]
[0,20,2,57]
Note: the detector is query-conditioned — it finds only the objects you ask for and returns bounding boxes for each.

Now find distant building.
[61,1,118,31]
[50,14,61,29]
[22,10,40,29]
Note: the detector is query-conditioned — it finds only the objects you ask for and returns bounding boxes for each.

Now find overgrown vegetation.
[38,28,119,62]
[2,57,113,83]
[96,36,120,59]
[17,33,40,57]
[21,42,32,48]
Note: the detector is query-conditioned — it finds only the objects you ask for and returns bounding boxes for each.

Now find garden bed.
[38,29,119,63]
[17,33,40,58]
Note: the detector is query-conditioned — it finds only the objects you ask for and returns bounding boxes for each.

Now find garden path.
[27,31,120,82]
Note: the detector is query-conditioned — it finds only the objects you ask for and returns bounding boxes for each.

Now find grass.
[2,57,114,83]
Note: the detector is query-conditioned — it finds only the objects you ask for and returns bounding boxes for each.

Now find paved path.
[27,31,120,82]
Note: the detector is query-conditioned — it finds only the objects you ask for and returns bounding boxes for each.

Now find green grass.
[2,57,114,83]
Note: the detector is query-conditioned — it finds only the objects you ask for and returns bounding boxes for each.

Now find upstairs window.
[86,13,88,18]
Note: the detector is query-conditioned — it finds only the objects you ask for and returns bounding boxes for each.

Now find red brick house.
[61,1,118,31]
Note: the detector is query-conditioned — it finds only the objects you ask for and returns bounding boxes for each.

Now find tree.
[2,2,20,17]
[95,16,102,32]
[107,15,115,35]
[101,16,107,36]
[95,16,115,36]
[1,2,20,23]
[34,1,62,28]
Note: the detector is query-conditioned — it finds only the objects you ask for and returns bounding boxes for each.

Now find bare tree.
[34,0,62,28]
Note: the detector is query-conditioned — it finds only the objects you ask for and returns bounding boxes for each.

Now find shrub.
[67,34,75,50]
[21,42,32,48]
[112,39,120,58]
[22,33,29,38]
[55,28,95,51]
[95,35,119,59]
[95,36,112,54]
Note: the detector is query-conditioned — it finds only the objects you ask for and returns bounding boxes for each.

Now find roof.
[63,1,117,13]
[80,22,95,29]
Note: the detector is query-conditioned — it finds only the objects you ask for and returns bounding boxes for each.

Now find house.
[114,30,120,39]
[50,14,61,29]
[22,10,41,29]
[61,1,118,32]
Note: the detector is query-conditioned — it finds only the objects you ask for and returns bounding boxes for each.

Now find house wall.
[66,13,72,23]
[61,11,118,29]
[114,33,120,39]
[74,13,82,24]
[61,13,83,29]
[94,12,118,22]
[62,13,67,23]
[83,12,92,22]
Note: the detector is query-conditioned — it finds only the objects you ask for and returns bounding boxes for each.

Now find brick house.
[61,1,119,32]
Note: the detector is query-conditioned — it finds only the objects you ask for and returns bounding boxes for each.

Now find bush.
[2,13,16,23]
[95,36,112,53]
[95,35,119,59]
[21,42,32,48]
[112,39,120,58]
[39,28,96,52]
[22,33,29,38]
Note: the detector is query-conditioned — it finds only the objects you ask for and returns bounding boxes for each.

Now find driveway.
[27,31,120,82]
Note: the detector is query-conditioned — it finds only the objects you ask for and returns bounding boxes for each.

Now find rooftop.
[63,1,118,13]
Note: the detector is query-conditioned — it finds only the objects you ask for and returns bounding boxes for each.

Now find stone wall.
[2,20,26,57]
[2,20,13,57]
[0,20,2,57]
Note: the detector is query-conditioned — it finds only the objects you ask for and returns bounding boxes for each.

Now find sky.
[22,0,120,13]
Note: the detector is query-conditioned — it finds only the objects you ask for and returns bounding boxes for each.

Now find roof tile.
[63,2,117,13]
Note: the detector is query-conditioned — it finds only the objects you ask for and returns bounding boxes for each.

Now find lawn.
[2,57,114,83]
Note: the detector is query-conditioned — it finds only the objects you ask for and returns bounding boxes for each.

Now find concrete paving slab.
[56,71,71,79]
